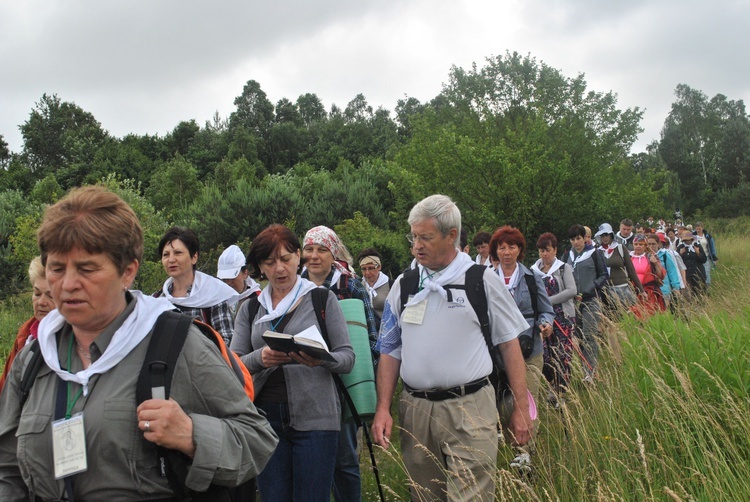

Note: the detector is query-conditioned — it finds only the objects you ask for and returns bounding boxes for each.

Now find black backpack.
[18,311,255,502]
[399,265,538,360]
[397,264,537,403]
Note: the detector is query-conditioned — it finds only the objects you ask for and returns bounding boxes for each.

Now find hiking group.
[0,187,716,502]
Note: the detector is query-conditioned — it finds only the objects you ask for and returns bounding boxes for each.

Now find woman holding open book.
[231,223,354,502]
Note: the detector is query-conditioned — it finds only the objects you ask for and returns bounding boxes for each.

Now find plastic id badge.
[402,296,427,325]
[52,413,88,479]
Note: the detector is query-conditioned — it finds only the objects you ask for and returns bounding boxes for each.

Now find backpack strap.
[399,268,421,312]
[19,339,45,410]
[437,264,491,349]
[135,311,191,403]
[523,272,539,321]
[200,307,212,326]
[310,287,329,341]
[135,311,192,499]
[462,264,491,349]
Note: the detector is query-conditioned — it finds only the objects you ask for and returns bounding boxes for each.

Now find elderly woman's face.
[360,261,380,286]
[259,245,301,295]
[633,240,647,255]
[302,244,335,280]
[538,245,557,266]
[495,242,521,270]
[32,277,54,322]
[46,247,138,335]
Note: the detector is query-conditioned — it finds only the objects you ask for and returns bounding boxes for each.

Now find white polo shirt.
[380,266,527,390]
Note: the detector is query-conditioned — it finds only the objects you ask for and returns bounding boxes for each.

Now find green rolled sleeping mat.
[339,299,377,422]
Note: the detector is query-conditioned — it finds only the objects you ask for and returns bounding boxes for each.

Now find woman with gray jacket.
[489,226,555,401]
[231,224,354,502]
[532,232,577,399]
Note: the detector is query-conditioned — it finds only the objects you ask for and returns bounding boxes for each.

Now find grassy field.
[2,232,748,501]
[360,232,750,501]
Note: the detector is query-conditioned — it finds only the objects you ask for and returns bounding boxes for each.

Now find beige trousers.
[398,384,498,502]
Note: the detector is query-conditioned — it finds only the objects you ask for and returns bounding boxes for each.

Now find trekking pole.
[555,319,594,373]
[361,421,386,502]
[334,376,386,502]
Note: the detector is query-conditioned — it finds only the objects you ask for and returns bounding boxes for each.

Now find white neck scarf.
[163,270,239,308]
[365,271,390,300]
[532,258,563,278]
[568,248,595,270]
[405,250,473,307]
[499,262,521,294]
[329,268,342,289]
[601,242,618,258]
[37,291,175,396]
[245,277,261,295]
[475,254,491,266]
[255,276,318,324]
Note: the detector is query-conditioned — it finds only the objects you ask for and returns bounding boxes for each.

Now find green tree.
[166,120,200,157]
[30,174,64,205]
[395,52,643,239]
[296,93,327,126]
[0,134,10,168]
[99,175,170,289]
[334,212,411,279]
[145,154,202,219]
[20,93,109,179]
[206,157,263,191]
[659,84,750,214]
[0,190,37,295]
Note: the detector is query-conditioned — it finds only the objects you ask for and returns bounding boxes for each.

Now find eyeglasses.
[406,233,437,245]
[360,266,379,273]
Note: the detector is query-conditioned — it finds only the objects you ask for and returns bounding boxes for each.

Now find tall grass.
[361,233,750,501]
[2,235,748,501]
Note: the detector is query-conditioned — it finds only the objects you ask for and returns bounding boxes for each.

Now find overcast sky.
[1,0,748,155]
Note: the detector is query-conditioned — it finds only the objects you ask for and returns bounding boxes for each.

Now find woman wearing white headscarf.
[355,247,390,323]
[301,225,377,502]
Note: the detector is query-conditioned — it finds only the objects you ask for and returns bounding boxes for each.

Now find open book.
[262,325,335,362]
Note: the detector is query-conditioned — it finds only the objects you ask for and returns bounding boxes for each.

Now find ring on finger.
[145,420,150,432]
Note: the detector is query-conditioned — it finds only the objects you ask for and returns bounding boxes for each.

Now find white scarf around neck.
[163,270,239,308]
[365,271,390,300]
[500,262,522,293]
[405,250,473,307]
[531,258,564,278]
[37,291,175,396]
[255,276,318,324]
[568,248,595,270]
[475,254,491,267]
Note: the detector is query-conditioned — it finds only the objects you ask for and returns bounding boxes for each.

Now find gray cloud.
[1,0,748,154]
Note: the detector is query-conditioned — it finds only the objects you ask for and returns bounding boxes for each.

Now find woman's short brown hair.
[490,226,527,262]
[37,185,143,274]
[247,224,304,279]
[536,232,558,251]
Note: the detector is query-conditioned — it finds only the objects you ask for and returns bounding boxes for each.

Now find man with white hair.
[371,194,532,501]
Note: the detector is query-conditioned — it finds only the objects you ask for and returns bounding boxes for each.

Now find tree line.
[1,51,748,298]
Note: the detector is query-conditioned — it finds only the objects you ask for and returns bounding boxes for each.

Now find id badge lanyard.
[51,335,90,499]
